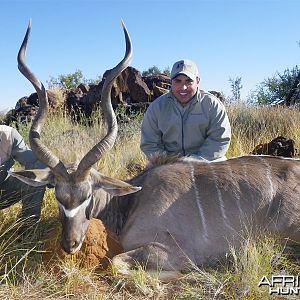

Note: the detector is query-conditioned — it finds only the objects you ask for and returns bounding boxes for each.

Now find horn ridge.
[76,21,133,176]
[18,20,69,179]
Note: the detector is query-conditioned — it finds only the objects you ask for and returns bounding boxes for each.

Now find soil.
[42,218,123,270]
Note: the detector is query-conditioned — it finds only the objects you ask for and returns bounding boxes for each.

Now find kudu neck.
[96,193,133,236]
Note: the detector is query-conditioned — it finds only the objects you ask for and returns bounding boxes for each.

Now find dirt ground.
[42,218,123,269]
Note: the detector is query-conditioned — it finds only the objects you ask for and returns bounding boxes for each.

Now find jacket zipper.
[181,113,185,156]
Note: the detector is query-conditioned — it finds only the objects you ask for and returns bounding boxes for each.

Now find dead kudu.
[11,21,300,280]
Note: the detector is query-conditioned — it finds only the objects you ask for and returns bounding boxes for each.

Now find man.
[0,124,46,233]
[140,59,231,161]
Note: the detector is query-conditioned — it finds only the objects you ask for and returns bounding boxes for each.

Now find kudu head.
[11,20,141,254]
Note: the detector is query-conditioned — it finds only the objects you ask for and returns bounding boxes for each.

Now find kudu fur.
[11,21,300,280]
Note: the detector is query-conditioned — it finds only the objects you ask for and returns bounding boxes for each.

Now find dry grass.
[1,103,300,299]
[227,103,300,157]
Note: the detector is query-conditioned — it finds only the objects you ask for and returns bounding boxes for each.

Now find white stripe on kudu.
[258,156,275,198]
[59,195,92,218]
[189,163,208,241]
[208,163,235,232]
[257,156,278,218]
[223,160,243,216]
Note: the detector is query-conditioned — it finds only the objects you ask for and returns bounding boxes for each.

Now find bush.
[250,66,300,106]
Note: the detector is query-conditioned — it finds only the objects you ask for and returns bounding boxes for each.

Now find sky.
[0,0,299,112]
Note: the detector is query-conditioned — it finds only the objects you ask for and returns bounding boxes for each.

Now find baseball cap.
[171,59,199,81]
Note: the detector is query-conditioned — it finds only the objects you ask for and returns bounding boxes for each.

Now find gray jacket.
[140,89,231,161]
[0,125,45,184]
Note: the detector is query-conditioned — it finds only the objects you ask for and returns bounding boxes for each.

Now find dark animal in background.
[251,136,297,158]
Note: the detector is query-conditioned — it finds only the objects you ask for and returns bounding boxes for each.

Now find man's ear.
[8,168,56,187]
[92,173,141,196]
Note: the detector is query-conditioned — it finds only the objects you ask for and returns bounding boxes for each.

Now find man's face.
[171,74,199,105]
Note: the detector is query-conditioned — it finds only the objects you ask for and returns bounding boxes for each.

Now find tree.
[47,69,102,90]
[142,66,161,77]
[229,76,243,101]
[162,67,171,77]
[252,66,300,105]
[142,65,171,77]
[47,69,84,89]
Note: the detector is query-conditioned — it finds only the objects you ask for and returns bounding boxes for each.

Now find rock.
[143,74,171,91]
[77,83,90,94]
[152,85,169,99]
[125,67,151,103]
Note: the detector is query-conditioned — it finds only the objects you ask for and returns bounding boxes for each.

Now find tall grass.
[227,103,300,157]
[1,103,300,299]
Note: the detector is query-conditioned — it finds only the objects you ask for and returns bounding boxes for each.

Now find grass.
[1,103,300,299]
[227,103,300,157]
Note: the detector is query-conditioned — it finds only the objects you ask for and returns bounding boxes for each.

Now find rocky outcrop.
[5,66,226,125]
[65,67,153,121]
[4,90,63,125]
[143,74,171,91]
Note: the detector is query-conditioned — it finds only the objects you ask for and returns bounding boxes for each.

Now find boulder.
[143,74,171,91]
[5,90,64,125]
[103,66,151,104]
[67,66,151,118]
[126,67,151,103]
[153,85,169,99]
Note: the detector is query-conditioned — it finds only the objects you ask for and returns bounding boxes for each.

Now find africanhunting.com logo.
[258,275,300,295]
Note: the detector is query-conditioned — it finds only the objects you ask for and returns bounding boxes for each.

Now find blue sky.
[1,0,299,111]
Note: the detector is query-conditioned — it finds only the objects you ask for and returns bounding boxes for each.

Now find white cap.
[171,59,199,81]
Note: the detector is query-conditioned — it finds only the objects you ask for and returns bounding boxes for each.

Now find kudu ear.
[8,168,56,187]
[93,174,141,196]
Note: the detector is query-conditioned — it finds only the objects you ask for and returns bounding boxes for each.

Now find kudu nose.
[61,238,80,254]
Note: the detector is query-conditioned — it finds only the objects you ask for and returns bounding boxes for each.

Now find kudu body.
[12,21,300,280]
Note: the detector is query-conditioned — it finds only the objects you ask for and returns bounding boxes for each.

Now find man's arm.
[10,127,46,169]
[140,104,166,158]
[196,100,231,161]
